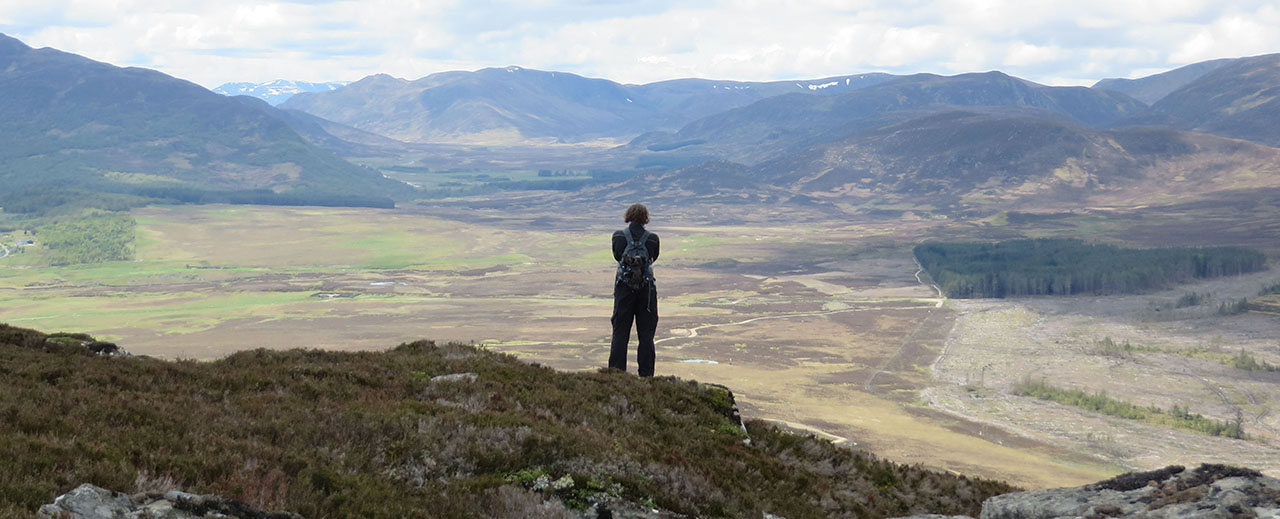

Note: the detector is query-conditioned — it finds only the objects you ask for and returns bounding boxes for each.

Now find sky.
[2,0,1279,89]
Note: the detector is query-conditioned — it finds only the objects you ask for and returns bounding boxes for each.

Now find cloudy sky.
[2,0,1279,89]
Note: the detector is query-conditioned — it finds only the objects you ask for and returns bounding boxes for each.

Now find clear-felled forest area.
[915,239,1268,298]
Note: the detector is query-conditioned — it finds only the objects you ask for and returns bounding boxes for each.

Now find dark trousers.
[609,283,658,376]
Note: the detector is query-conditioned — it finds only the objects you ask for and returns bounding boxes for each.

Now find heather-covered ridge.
[0,324,1014,518]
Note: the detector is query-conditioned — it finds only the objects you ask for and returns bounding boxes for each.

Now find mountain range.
[279,67,896,144]
[213,79,349,106]
[594,53,1280,212]
[626,71,1147,165]
[275,53,1280,154]
[4,29,1280,215]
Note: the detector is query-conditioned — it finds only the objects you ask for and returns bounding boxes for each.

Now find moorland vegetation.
[0,324,1014,518]
[915,239,1267,298]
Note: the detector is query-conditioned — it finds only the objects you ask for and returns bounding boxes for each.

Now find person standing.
[610,203,660,376]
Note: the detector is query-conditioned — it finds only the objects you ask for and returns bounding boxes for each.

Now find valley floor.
[1,202,1277,488]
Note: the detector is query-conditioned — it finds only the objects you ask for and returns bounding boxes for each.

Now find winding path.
[761,418,857,446]
[0,241,9,259]
[914,257,944,301]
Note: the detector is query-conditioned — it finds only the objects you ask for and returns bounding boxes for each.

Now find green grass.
[0,324,1014,518]
[1012,377,1245,439]
[0,206,583,343]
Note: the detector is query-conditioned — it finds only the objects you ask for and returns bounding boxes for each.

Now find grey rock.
[430,372,479,383]
[37,483,301,519]
[980,464,1280,519]
[38,484,133,518]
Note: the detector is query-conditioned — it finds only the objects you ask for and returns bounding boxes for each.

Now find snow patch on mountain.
[213,79,350,105]
[807,80,840,90]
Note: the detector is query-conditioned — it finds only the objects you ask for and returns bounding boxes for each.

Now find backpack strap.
[621,228,650,255]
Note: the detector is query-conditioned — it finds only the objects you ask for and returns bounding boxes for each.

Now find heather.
[0,324,1013,518]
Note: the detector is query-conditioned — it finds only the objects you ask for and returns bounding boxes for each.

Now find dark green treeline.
[915,239,1267,298]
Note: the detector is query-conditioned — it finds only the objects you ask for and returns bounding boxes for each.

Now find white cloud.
[1004,42,1062,67]
[1170,13,1280,63]
[1,0,1278,88]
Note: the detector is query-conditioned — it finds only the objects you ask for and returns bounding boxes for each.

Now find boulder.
[37,483,300,519]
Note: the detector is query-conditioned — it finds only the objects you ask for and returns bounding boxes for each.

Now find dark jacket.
[612,222,660,264]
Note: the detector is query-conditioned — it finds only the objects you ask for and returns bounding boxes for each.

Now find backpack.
[616,229,654,290]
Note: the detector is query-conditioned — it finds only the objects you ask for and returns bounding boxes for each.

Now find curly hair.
[623,203,649,224]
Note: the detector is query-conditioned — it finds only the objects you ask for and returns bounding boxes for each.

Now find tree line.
[915,238,1267,298]
[124,187,395,209]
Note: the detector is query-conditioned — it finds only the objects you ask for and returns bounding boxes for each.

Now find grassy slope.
[0,324,1013,519]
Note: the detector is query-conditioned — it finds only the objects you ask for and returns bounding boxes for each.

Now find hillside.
[0,34,409,211]
[606,106,1280,213]
[1092,58,1235,104]
[280,67,896,144]
[264,102,412,158]
[1144,53,1280,147]
[629,71,1147,166]
[768,110,1280,206]
[0,323,1014,518]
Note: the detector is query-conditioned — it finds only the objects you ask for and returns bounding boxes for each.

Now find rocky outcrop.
[37,482,688,519]
[37,483,300,519]
[897,464,1280,519]
[981,464,1280,519]
[702,383,752,446]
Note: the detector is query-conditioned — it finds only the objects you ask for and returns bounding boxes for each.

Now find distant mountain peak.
[212,79,350,105]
